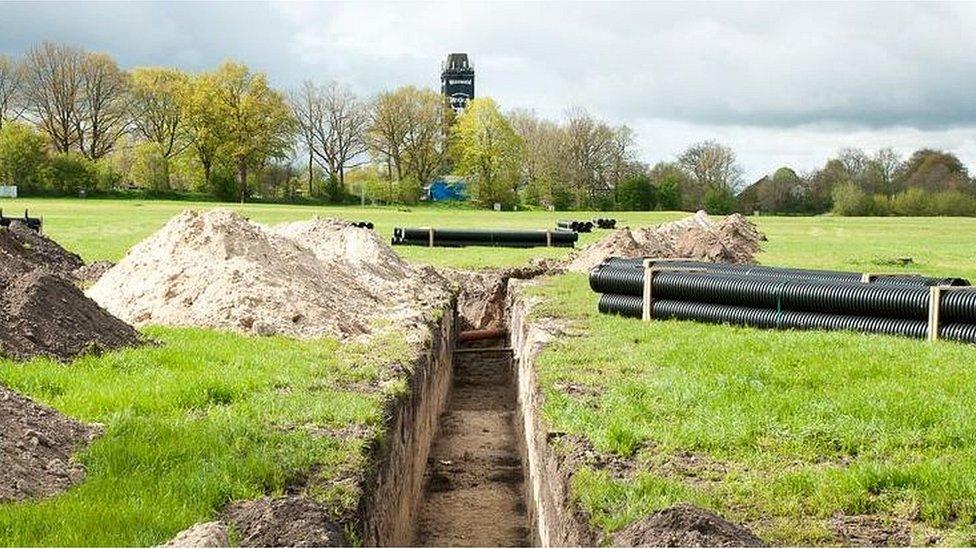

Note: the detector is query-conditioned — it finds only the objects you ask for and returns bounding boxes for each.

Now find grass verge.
[526,273,976,546]
[0,327,411,546]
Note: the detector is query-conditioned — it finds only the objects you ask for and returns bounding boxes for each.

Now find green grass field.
[526,275,976,546]
[1,196,976,546]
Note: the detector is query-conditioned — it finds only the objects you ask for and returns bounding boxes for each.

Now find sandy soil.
[414,340,531,547]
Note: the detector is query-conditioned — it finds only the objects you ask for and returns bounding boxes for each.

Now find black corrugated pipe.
[597,294,976,343]
[599,257,970,287]
[557,220,593,232]
[589,266,976,323]
[391,227,577,248]
[592,218,617,229]
[351,221,374,229]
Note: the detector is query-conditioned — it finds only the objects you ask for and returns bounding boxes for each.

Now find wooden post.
[927,286,943,342]
[428,227,435,248]
[546,229,552,248]
[642,258,654,321]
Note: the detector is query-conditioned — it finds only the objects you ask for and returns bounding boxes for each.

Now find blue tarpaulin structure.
[426,176,468,201]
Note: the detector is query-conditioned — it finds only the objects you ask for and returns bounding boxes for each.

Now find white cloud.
[2,0,975,180]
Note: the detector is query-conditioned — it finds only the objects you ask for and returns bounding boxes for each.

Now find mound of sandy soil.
[0,228,141,362]
[88,210,450,340]
[613,504,764,547]
[164,522,229,547]
[74,260,115,285]
[224,496,344,547]
[564,211,765,272]
[0,385,101,502]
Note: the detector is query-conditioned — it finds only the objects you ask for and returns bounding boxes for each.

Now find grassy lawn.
[525,274,976,546]
[2,196,975,546]
[0,328,411,546]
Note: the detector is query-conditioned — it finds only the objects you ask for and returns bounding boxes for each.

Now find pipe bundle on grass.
[392,227,577,248]
[591,258,976,343]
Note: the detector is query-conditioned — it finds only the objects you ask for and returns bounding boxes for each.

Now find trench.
[361,272,590,547]
[413,334,532,547]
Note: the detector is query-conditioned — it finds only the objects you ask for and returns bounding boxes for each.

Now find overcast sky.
[2,1,975,181]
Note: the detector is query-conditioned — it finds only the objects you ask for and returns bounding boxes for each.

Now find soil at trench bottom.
[413,338,532,547]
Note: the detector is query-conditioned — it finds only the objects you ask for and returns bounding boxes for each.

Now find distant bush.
[47,153,98,194]
[831,182,868,216]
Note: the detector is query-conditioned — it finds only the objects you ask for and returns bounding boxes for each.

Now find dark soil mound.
[3,222,84,279]
[224,496,344,547]
[614,504,764,547]
[0,385,100,502]
[74,260,115,284]
[1,227,140,362]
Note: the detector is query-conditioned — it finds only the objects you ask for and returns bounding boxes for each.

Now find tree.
[452,98,524,208]
[870,147,902,196]
[76,52,131,160]
[401,87,450,187]
[290,80,368,198]
[0,122,49,192]
[678,140,742,210]
[616,173,656,210]
[508,109,568,208]
[20,42,85,153]
[898,149,971,193]
[648,162,688,211]
[180,73,224,190]
[369,87,412,183]
[130,67,188,160]
[0,54,24,128]
[563,108,616,207]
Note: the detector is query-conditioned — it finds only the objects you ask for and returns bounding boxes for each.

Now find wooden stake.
[642,258,654,321]
[428,227,434,248]
[927,286,943,342]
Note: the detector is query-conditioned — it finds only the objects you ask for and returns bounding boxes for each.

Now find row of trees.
[738,147,976,216]
[1,42,974,215]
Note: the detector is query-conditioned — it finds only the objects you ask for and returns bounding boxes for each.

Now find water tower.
[441,53,475,113]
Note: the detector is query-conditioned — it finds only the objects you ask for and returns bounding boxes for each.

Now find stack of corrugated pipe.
[557,220,593,232]
[351,221,374,229]
[593,218,617,229]
[591,258,976,343]
[391,227,577,248]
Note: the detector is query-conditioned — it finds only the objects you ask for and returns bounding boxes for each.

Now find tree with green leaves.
[210,62,294,201]
[452,98,524,208]
[0,122,49,192]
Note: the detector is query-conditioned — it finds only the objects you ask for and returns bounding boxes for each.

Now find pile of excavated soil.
[613,504,764,547]
[0,385,101,503]
[0,227,141,362]
[74,260,115,285]
[164,522,229,548]
[442,264,550,331]
[564,211,766,272]
[88,210,450,341]
[3,222,84,280]
[224,496,344,547]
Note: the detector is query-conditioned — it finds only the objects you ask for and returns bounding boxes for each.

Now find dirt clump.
[0,227,141,362]
[224,496,344,547]
[442,264,550,331]
[613,504,764,547]
[829,513,911,547]
[564,211,765,272]
[164,522,229,547]
[87,210,450,341]
[0,385,101,502]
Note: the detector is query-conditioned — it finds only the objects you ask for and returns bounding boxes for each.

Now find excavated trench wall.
[507,280,597,547]
[359,301,456,546]
[361,278,592,547]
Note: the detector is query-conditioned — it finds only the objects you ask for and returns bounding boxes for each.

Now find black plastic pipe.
[557,220,593,232]
[589,266,976,323]
[599,257,970,287]
[392,227,577,248]
[597,294,976,343]
[593,218,617,229]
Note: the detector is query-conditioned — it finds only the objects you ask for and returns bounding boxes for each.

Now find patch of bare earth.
[223,496,345,547]
[414,340,531,547]
[829,513,913,547]
[0,386,101,503]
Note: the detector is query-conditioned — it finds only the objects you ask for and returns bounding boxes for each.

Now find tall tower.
[441,53,475,113]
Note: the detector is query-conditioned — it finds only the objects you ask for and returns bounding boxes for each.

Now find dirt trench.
[413,337,532,547]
